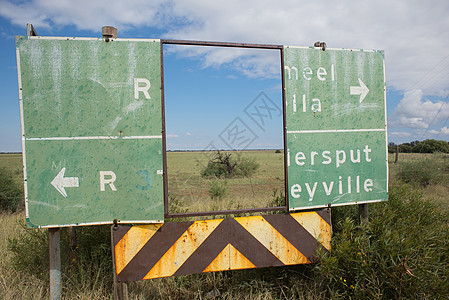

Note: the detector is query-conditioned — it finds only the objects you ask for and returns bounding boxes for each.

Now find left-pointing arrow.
[51,167,79,197]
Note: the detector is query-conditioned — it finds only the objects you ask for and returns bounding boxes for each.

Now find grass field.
[166,150,285,213]
[0,151,448,299]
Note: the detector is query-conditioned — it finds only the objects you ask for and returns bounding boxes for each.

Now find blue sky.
[1,0,449,151]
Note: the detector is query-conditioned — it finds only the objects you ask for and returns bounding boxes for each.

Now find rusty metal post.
[49,228,61,300]
[112,225,128,300]
[359,204,369,225]
[69,227,77,268]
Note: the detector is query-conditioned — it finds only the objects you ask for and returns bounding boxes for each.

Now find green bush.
[314,185,449,299]
[208,179,228,201]
[201,151,259,178]
[0,167,24,212]
[412,139,449,153]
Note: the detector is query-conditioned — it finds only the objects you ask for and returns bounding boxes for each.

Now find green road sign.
[284,46,388,210]
[16,36,164,227]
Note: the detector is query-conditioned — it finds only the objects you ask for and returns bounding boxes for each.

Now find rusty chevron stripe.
[113,210,331,282]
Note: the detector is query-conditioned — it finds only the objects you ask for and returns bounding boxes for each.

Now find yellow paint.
[290,212,331,251]
[236,216,309,265]
[203,243,256,273]
[144,218,223,280]
[228,244,257,270]
[115,224,162,274]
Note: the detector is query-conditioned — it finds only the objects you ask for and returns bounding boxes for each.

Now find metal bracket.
[314,41,326,51]
[27,24,37,37]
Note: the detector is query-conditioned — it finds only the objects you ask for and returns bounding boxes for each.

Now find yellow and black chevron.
[113,210,331,282]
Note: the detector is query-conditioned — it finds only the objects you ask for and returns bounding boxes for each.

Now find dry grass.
[167,150,285,213]
[388,152,449,211]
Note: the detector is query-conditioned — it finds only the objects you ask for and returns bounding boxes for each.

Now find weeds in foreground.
[315,185,449,299]
[5,183,448,299]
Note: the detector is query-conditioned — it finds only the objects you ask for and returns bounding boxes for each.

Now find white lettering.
[291,184,302,198]
[305,182,318,201]
[350,149,361,163]
[322,151,332,165]
[295,152,306,166]
[311,98,322,112]
[338,176,343,194]
[336,150,346,168]
[311,151,318,165]
[317,67,327,81]
[293,94,297,112]
[100,171,117,191]
[323,181,334,195]
[303,67,312,80]
[134,78,151,99]
[364,179,373,192]
[363,145,372,162]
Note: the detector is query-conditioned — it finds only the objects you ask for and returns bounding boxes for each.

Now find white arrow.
[350,78,370,103]
[51,167,79,197]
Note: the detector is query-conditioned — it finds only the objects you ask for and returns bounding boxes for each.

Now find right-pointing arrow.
[350,78,369,103]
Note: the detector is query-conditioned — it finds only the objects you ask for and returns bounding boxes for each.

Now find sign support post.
[359,203,369,225]
[49,228,61,300]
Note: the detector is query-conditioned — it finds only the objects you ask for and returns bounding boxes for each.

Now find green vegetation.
[389,139,449,153]
[0,152,448,299]
[208,178,228,201]
[0,168,23,212]
[201,151,260,178]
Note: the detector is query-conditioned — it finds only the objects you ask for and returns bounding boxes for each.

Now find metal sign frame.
[160,39,289,219]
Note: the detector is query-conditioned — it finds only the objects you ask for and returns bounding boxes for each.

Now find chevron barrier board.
[112,210,331,282]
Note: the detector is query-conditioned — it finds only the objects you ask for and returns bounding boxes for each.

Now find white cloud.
[2,0,449,94]
[166,133,179,138]
[389,89,449,130]
[0,0,169,31]
[429,126,449,136]
[185,132,192,136]
[441,126,449,135]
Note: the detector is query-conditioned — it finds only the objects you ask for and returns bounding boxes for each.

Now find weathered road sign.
[284,46,387,210]
[112,210,331,282]
[16,36,164,227]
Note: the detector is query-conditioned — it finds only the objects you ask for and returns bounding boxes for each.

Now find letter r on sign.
[134,78,151,99]
[100,171,117,191]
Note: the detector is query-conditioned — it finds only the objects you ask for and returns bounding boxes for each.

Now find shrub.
[201,151,259,178]
[0,167,24,212]
[314,185,449,299]
[412,139,449,153]
[208,179,228,201]
[275,149,282,153]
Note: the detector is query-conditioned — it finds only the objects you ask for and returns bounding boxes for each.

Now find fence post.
[394,145,399,163]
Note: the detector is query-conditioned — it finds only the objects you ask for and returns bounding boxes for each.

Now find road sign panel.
[16,36,164,227]
[284,46,387,210]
